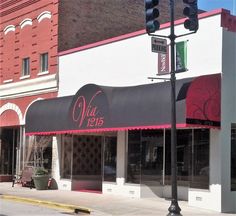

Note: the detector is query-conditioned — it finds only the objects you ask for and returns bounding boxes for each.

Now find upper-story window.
[40,53,48,73]
[22,57,30,76]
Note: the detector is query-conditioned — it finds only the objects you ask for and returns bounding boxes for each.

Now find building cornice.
[0,74,58,99]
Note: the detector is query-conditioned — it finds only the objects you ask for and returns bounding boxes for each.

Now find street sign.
[151,37,167,54]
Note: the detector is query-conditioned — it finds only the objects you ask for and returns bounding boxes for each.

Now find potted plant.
[32,167,49,190]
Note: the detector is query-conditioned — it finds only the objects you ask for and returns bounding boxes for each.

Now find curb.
[1,195,91,214]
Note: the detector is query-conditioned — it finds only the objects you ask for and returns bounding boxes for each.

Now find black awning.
[25,96,74,134]
[25,74,221,135]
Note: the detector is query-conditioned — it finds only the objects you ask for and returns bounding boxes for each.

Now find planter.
[32,175,50,190]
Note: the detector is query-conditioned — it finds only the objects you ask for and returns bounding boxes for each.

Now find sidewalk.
[0,182,235,216]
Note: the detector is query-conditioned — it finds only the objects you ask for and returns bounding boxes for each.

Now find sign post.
[151,37,167,54]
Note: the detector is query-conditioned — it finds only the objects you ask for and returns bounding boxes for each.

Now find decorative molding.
[0,0,40,17]
[3,25,16,35]
[0,74,58,99]
[20,75,30,80]
[20,18,32,29]
[37,71,49,76]
[37,11,52,23]
[0,102,23,125]
[3,79,13,83]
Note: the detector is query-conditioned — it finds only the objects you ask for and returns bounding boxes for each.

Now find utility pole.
[167,1,181,215]
[145,0,199,215]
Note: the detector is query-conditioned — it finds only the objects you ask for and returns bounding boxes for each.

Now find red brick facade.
[0,0,59,126]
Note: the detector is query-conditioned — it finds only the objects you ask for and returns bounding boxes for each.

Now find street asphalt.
[0,182,235,216]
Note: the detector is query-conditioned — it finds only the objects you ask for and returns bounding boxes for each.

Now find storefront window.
[103,136,117,182]
[60,134,72,179]
[24,135,52,171]
[36,136,52,171]
[165,129,192,186]
[141,130,164,185]
[177,130,192,185]
[190,129,209,189]
[127,128,210,189]
[231,124,236,191]
[127,130,141,184]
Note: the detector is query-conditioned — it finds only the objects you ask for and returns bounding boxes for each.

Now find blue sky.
[198,0,236,15]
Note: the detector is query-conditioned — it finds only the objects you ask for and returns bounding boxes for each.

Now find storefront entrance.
[0,127,19,181]
[72,135,102,192]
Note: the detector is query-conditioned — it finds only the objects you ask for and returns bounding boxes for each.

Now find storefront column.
[51,136,60,181]
[220,123,235,212]
[116,131,126,185]
[16,126,24,174]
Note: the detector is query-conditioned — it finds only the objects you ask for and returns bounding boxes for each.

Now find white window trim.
[20,75,30,80]
[4,25,15,35]
[20,18,32,29]
[37,11,52,23]
[3,79,13,83]
[38,71,49,76]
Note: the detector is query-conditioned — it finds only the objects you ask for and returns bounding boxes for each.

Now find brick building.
[0,0,58,181]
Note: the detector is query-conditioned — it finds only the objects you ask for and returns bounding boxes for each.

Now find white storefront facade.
[25,9,236,213]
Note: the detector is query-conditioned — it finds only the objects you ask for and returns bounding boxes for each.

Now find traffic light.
[183,0,199,32]
[145,0,160,34]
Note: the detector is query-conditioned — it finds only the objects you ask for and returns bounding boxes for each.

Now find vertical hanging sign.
[158,45,170,74]
[176,41,187,72]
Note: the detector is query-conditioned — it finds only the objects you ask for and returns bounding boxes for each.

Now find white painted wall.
[58,14,222,97]
[188,24,236,213]
[220,28,236,212]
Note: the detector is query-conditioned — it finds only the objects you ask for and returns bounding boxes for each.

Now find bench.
[12,166,34,188]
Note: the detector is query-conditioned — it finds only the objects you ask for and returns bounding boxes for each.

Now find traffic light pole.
[167,0,182,215]
[146,0,199,215]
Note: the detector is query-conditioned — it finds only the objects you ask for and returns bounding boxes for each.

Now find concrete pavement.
[0,182,235,216]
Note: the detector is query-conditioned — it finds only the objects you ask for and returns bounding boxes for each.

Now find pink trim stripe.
[58,9,226,56]
[25,123,220,136]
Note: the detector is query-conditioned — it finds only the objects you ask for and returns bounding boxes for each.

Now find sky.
[198,0,236,15]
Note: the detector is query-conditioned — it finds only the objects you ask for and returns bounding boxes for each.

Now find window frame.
[40,52,49,73]
[21,57,30,77]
